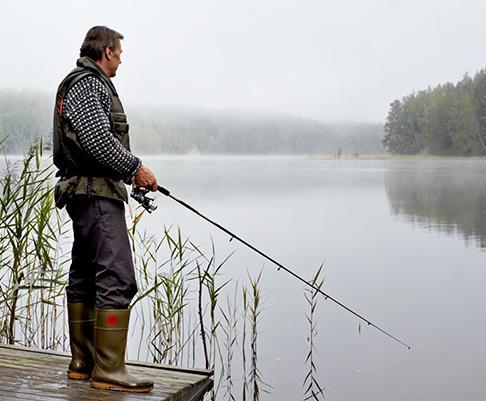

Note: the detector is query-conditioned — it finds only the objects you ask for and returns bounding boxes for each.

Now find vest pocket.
[111,112,129,134]
[113,121,129,134]
[54,176,81,209]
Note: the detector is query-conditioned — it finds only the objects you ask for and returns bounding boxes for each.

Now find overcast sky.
[1,0,486,122]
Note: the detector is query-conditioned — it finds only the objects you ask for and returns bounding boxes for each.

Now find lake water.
[129,156,486,401]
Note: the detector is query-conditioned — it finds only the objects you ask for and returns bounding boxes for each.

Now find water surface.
[134,156,486,401]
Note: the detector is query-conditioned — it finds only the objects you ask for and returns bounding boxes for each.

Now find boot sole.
[67,371,91,380]
[91,381,153,393]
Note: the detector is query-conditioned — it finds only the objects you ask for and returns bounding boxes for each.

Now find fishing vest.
[53,57,131,208]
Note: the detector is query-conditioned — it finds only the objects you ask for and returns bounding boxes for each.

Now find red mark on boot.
[107,314,118,326]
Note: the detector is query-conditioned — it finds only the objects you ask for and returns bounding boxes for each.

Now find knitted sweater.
[63,75,140,183]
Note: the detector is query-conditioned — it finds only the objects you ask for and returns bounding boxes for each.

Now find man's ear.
[104,46,112,61]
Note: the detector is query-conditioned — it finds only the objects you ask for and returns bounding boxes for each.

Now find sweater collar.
[76,56,117,95]
[76,57,111,80]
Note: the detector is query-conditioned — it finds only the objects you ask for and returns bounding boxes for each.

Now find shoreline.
[308,154,486,161]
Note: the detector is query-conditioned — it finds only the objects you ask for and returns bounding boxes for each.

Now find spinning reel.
[130,187,158,213]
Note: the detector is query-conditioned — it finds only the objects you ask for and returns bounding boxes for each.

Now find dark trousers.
[66,196,138,309]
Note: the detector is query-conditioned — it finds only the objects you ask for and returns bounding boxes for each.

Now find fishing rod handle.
[157,185,171,196]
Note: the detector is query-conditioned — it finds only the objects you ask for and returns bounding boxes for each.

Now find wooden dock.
[0,344,213,401]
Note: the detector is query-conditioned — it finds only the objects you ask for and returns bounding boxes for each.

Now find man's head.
[80,26,124,78]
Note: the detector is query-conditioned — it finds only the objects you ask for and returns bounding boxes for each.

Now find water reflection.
[385,160,486,250]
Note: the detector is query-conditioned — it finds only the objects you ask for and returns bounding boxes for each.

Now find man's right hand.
[132,164,157,192]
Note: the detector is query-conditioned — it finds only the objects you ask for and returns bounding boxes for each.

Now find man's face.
[106,42,122,78]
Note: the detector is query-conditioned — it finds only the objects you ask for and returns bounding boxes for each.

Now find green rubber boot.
[67,303,95,380]
[91,308,154,393]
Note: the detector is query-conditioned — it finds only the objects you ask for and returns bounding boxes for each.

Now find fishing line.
[132,185,411,350]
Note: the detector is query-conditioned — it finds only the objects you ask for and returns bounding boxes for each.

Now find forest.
[0,89,383,155]
[5,71,486,158]
[382,69,486,155]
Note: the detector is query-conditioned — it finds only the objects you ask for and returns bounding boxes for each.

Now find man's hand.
[132,164,157,192]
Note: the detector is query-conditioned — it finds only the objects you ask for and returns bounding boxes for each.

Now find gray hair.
[80,26,124,61]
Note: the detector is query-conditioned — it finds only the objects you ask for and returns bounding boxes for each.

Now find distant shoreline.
[309,154,486,161]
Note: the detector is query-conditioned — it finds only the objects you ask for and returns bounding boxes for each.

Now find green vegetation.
[0,141,66,347]
[130,108,384,155]
[383,70,486,156]
[0,89,52,153]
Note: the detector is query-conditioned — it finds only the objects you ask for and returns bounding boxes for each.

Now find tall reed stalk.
[241,286,249,401]
[247,271,272,401]
[220,288,238,401]
[303,265,325,401]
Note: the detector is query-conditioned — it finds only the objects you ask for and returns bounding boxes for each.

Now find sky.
[1,0,486,122]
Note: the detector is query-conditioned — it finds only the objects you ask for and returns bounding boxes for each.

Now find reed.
[241,285,249,401]
[303,265,325,401]
[246,271,272,401]
[0,140,67,349]
[220,288,238,401]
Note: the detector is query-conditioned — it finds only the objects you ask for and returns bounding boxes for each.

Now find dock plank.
[0,344,213,401]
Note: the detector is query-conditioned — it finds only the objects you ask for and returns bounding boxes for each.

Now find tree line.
[383,69,486,155]
[0,89,52,153]
[0,89,383,155]
[129,107,384,155]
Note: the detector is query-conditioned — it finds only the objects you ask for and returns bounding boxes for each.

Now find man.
[53,26,156,393]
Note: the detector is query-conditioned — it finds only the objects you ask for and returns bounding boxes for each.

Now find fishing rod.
[131,186,411,350]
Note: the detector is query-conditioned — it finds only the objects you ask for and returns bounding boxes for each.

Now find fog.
[2,0,486,122]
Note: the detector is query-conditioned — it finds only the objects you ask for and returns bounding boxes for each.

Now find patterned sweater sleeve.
[63,75,141,184]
